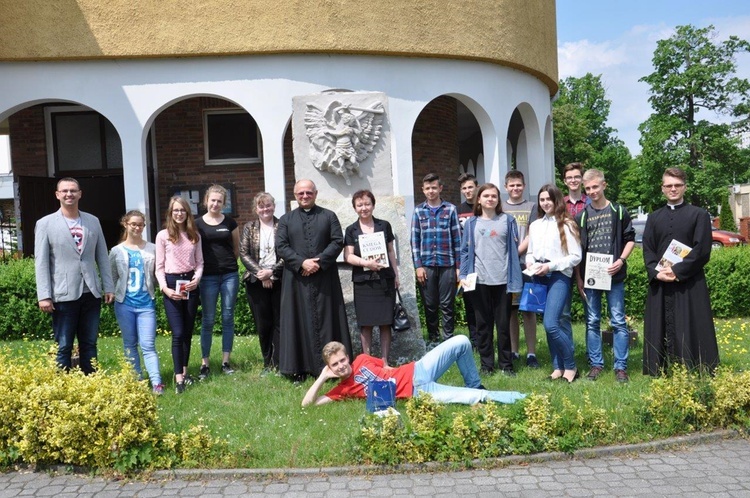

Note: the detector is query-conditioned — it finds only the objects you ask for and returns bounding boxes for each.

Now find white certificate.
[583,253,613,291]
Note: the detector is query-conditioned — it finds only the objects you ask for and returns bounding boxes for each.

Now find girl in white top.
[526,184,582,383]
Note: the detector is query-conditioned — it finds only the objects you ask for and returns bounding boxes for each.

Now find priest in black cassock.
[276,179,352,379]
[642,167,719,376]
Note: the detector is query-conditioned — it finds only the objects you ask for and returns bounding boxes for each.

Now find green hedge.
[0,258,257,341]
[2,247,748,341]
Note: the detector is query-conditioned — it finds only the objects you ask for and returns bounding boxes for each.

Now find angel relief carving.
[305,100,385,185]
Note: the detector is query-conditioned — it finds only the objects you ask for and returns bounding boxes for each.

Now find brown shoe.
[586,366,604,380]
[615,369,629,383]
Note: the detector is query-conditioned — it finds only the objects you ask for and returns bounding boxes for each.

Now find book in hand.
[583,253,612,291]
[655,239,692,271]
[457,272,477,294]
[175,279,190,299]
[358,231,389,271]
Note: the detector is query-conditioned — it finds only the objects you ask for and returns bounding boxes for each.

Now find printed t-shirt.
[325,355,416,401]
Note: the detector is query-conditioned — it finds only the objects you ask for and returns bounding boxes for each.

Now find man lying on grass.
[301,335,527,407]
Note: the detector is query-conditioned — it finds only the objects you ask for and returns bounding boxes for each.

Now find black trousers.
[472,283,512,372]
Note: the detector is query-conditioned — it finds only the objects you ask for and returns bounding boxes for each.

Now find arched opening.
[145,95,265,231]
[2,100,126,254]
[410,96,484,207]
[506,103,544,197]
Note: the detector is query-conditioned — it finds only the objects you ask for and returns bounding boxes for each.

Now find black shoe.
[222,362,235,375]
[477,384,487,390]
[501,368,517,377]
[175,381,186,394]
[526,355,540,369]
[564,369,579,383]
[183,374,196,386]
[511,352,521,361]
[199,364,210,380]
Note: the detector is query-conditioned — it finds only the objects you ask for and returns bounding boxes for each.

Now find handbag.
[366,379,396,413]
[518,281,547,313]
[392,289,411,332]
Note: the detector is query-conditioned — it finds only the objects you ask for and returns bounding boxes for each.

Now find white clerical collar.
[667,201,684,210]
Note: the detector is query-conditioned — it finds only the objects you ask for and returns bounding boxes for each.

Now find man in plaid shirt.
[411,173,461,346]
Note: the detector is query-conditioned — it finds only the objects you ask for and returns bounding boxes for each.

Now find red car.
[711,227,746,248]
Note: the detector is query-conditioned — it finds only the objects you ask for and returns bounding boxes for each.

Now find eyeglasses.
[295,191,315,197]
[172,208,187,213]
[57,189,80,194]
[661,184,685,190]
[564,176,582,181]
[127,223,145,228]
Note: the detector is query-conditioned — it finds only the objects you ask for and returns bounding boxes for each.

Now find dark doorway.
[19,175,125,256]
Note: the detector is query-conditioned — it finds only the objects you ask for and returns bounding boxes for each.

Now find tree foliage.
[628,24,750,213]
[553,73,632,201]
[719,194,738,232]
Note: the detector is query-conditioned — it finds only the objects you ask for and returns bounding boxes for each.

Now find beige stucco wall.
[0,0,558,93]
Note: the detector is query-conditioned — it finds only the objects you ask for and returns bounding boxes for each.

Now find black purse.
[392,289,411,332]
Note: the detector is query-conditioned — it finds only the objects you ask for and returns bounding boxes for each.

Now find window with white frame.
[44,105,123,175]
[203,109,261,165]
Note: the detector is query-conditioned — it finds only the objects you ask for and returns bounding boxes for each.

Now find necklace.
[260,223,274,254]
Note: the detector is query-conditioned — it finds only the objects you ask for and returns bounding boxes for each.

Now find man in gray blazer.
[35,177,114,374]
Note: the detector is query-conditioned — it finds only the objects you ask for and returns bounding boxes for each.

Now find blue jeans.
[114,301,161,385]
[52,292,101,374]
[585,281,629,371]
[541,273,576,371]
[199,272,239,359]
[412,335,526,405]
[420,266,457,341]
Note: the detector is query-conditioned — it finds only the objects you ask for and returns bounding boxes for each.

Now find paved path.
[1,434,749,497]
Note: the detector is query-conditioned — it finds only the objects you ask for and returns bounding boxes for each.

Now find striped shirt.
[410,200,461,268]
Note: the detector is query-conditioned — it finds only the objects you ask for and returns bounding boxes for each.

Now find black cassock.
[642,203,719,376]
[276,205,352,376]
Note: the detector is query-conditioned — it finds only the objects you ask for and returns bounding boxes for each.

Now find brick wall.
[9,106,48,178]
[153,97,266,228]
[411,96,461,207]
[283,122,295,210]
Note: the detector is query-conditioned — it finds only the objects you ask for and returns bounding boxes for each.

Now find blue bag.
[518,282,547,314]
[366,379,396,413]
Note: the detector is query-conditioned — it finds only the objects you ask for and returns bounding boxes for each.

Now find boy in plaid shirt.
[410,173,461,346]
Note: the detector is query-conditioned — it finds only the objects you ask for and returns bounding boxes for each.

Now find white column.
[117,125,152,238]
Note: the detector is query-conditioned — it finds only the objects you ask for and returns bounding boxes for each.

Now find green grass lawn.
[7,318,750,468]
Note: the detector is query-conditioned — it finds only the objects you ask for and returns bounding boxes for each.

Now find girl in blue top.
[109,210,162,394]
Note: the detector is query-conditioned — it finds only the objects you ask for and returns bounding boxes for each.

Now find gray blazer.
[35,209,114,303]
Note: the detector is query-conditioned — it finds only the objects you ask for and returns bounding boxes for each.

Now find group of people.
[34,163,720,403]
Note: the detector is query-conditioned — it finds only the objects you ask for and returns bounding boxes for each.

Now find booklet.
[655,239,692,271]
[583,253,613,291]
[462,272,477,292]
[175,279,190,299]
[358,231,389,271]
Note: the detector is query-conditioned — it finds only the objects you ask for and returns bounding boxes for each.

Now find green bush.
[356,365,750,465]
[3,248,749,340]
[0,347,229,471]
[0,258,257,340]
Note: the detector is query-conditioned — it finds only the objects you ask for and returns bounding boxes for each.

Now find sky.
[556,0,750,155]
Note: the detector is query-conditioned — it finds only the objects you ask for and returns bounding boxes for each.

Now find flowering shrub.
[357,365,750,465]
[0,348,229,471]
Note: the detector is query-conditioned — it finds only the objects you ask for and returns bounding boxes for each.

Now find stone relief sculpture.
[305,100,385,185]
